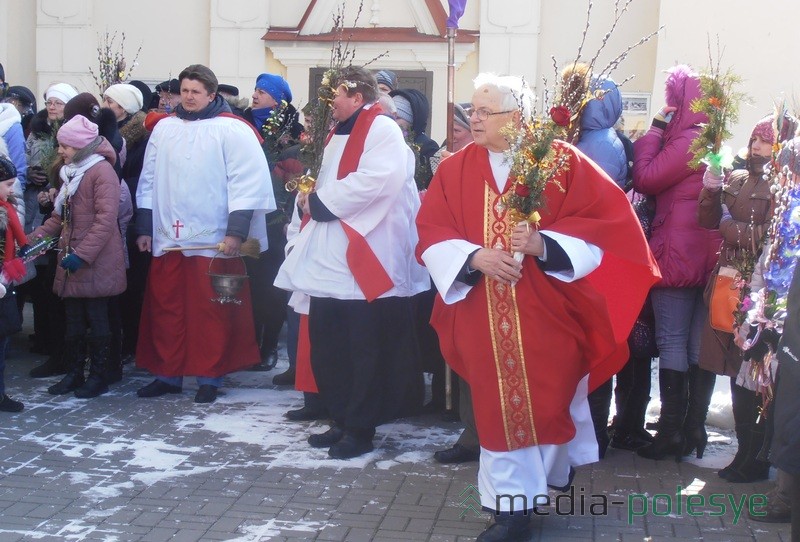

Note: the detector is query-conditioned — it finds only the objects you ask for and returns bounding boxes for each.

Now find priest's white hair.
[473,73,535,121]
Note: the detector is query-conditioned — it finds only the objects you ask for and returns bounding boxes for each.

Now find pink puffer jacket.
[632,66,722,288]
[31,138,126,298]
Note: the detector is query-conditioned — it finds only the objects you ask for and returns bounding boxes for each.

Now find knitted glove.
[652,107,676,130]
[702,167,725,190]
[60,253,85,272]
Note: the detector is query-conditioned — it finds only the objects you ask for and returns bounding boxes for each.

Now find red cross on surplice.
[173,220,184,238]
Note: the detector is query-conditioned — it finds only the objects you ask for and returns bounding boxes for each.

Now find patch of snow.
[224,519,329,541]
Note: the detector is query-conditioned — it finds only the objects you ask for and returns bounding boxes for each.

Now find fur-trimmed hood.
[0,103,21,137]
[119,111,148,151]
[29,109,55,139]
[663,65,707,140]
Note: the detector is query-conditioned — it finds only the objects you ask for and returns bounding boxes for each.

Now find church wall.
[3,0,799,147]
[653,0,800,149]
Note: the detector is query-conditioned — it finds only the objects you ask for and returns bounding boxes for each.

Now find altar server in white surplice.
[275,66,429,460]
[135,64,275,405]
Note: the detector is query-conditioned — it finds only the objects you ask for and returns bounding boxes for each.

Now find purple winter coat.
[31,138,126,298]
[632,66,721,288]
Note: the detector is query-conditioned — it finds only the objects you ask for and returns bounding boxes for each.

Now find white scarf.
[55,154,105,216]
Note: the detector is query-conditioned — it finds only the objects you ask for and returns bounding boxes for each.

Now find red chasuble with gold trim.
[416,141,660,452]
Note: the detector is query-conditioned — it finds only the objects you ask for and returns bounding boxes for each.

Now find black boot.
[74,337,110,399]
[48,339,86,395]
[612,354,654,449]
[719,383,770,482]
[637,369,687,461]
[328,428,375,459]
[719,381,748,479]
[682,365,717,458]
[611,395,653,451]
[272,367,295,386]
[588,379,612,459]
[725,422,771,483]
[477,511,532,542]
[29,353,67,378]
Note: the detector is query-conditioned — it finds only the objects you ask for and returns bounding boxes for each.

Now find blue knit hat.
[375,70,397,91]
[255,73,292,104]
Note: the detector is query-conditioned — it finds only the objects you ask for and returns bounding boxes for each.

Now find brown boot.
[748,486,791,523]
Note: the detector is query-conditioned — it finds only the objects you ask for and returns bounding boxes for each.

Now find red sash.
[294,313,317,392]
[324,105,394,302]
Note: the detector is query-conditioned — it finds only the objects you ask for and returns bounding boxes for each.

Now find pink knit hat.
[751,115,776,145]
[57,114,99,149]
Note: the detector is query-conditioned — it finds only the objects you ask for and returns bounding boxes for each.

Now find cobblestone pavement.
[0,329,792,542]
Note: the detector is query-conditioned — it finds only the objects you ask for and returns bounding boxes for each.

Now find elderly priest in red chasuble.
[416,73,659,541]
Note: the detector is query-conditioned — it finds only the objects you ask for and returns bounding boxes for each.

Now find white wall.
[4,0,798,148]
[654,0,800,148]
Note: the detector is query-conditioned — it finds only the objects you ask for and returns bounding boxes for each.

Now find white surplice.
[275,110,429,300]
[137,115,275,258]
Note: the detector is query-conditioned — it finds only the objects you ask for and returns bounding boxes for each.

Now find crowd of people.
[0,58,798,541]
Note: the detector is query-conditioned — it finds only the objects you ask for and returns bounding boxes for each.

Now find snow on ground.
[224,519,329,542]
[13,365,464,498]
[3,352,754,541]
[10,359,740,493]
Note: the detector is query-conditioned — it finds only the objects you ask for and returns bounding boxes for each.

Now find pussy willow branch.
[586,0,635,77]
[597,26,662,80]
[572,0,593,71]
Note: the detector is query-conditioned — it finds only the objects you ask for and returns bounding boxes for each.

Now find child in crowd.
[0,155,28,412]
[29,115,126,399]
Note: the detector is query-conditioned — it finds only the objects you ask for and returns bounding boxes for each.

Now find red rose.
[514,183,531,197]
[549,106,571,127]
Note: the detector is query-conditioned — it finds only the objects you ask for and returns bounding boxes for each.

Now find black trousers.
[308,296,423,431]
[245,222,288,352]
[65,297,110,339]
[455,376,479,451]
[120,228,151,355]
[412,286,447,407]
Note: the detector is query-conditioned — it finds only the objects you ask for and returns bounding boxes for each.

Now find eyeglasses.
[45,100,65,108]
[466,107,515,121]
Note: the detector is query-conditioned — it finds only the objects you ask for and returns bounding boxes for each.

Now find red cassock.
[416,142,660,452]
[136,252,260,378]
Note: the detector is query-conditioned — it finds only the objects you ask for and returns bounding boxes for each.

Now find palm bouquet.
[688,39,748,172]
[288,1,385,195]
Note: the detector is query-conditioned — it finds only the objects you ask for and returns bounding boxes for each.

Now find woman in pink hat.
[29,114,126,399]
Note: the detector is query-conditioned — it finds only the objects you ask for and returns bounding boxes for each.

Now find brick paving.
[0,325,792,541]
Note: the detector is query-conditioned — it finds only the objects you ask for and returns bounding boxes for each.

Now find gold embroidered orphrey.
[483,182,538,450]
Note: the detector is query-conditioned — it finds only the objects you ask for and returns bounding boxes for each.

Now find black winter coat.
[771,259,800,475]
